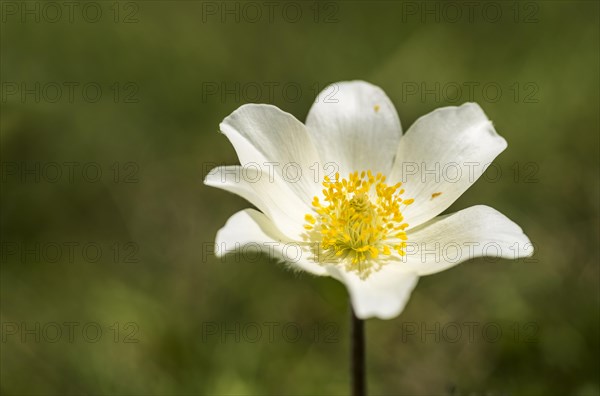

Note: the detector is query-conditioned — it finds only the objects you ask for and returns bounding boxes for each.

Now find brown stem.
[351,303,366,396]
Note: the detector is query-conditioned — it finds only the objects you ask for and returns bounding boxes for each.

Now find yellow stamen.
[303,170,414,279]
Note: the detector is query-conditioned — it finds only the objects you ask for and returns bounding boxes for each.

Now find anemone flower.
[205,80,533,393]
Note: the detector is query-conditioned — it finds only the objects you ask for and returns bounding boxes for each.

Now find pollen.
[304,171,413,279]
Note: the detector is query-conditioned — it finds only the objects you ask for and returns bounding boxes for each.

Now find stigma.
[304,171,413,279]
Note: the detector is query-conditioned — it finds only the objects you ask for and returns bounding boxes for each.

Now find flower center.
[304,171,414,279]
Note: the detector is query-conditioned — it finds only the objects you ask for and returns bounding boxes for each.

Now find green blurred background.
[1,1,599,394]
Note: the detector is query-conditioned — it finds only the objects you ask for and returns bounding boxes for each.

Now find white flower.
[205,80,533,320]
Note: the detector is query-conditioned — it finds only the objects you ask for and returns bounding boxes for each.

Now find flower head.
[205,81,533,320]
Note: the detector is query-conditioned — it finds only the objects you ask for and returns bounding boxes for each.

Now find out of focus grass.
[1,1,599,395]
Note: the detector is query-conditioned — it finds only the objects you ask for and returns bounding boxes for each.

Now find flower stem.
[350,304,366,396]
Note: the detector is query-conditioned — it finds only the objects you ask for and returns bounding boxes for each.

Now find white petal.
[215,209,328,276]
[401,205,534,276]
[326,265,419,320]
[306,81,402,177]
[220,104,321,204]
[389,103,507,228]
[204,166,309,240]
